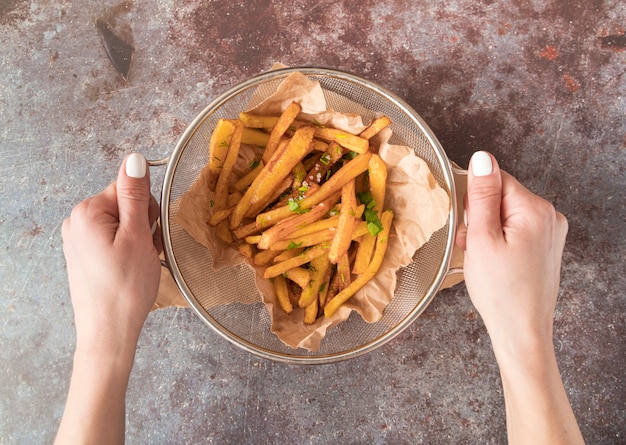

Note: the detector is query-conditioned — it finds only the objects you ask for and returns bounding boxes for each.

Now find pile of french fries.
[206,101,394,323]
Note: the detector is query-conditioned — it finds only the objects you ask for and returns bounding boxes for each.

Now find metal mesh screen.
[161,68,455,364]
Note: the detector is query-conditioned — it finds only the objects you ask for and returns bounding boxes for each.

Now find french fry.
[328,179,357,264]
[229,160,264,193]
[313,127,369,153]
[256,152,372,228]
[239,113,280,129]
[298,253,331,308]
[241,127,270,147]
[233,221,261,239]
[257,193,340,249]
[253,249,280,267]
[353,154,388,273]
[273,274,293,314]
[230,139,290,227]
[336,251,352,287]
[284,267,310,289]
[271,220,368,251]
[304,299,318,324]
[262,101,302,162]
[207,119,236,191]
[264,245,328,279]
[213,121,243,210]
[273,247,304,262]
[324,210,393,318]
[359,116,391,140]
[244,235,261,244]
[237,242,254,259]
[208,208,232,227]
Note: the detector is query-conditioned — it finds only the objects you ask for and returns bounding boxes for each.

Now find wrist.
[74,329,139,377]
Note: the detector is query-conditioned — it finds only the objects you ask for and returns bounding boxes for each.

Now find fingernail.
[126,152,147,178]
[151,221,157,235]
[463,209,468,228]
[471,151,493,177]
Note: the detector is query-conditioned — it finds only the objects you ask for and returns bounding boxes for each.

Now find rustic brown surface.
[1,1,624,443]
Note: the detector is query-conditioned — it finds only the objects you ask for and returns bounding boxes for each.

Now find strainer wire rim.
[159,67,458,365]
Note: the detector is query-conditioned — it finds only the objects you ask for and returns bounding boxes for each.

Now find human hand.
[62,153,162,358]
[455,151,568,353]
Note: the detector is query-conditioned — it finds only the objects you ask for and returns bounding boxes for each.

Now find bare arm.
[55,153,161,444]
[456,151,584,445]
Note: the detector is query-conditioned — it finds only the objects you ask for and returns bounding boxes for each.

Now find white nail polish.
[126,152,147,178]
[151,221,157,235]
[463,209,468,227]
[471,151,493,177]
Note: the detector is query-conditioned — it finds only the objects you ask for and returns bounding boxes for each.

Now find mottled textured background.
[1,0,624,443]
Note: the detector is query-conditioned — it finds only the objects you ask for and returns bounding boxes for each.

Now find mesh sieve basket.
[157,67,461,364]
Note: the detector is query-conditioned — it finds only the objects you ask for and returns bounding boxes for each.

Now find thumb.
[116,152,152,235]
[463,151,504,246]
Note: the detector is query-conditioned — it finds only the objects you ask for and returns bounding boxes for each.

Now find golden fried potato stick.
[262,101,302,163]
[353,154,388,273]
[272,274,293,314]
[256,152,372,228]
[229,160,265,193]
[273,247,304,262]
[298,253,331,308]
[244,175,293,219]
[253,249,281,267]
[208,208,231,227]
[231,127,314,228]
[207,119,236,191]
[324,210,393,318]
[303,298,318,324]
[336,251,352,287]
[233,221,261,239]
[264,245,328,279]
[284,267,310,289]
[314,127,369,153]
[241,127,270,147]
[328,179,357,264]
[213,121,243,210]
[359,116,391,140]
[239,113,280,129]
[244,235,261,244]
[257,193,340,249]
[271,220,368,251]
[236,242,254,259]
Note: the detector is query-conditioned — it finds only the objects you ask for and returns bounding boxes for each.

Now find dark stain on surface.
[599,33,626,51]
[0,0,27,25]
[96,18,134,82]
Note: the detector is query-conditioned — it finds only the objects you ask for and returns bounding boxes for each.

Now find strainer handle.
[146,157,171,270]
[147,156,170,166]
[440,164,467,290]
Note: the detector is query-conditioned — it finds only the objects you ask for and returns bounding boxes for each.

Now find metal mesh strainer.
[157,67,460,364]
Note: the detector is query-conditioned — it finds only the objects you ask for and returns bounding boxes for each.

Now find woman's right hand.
[456,151,583,445]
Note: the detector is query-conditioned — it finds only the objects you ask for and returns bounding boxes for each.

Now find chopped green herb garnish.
[343,151,358,160]
[319,282,327,292]
[287,241,303,250]
[219,140,229,147]
[249,160,260,169]
[287,198,300,212]
[319,153,330,165]
[358,192,383,236]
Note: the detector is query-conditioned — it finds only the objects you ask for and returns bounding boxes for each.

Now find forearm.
[55,342,136,445]
[493,337,584,445]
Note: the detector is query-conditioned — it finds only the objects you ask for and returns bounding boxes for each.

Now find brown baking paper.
[154,71,464,351]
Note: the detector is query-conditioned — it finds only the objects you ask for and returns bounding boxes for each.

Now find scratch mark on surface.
[158,307,180,348]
